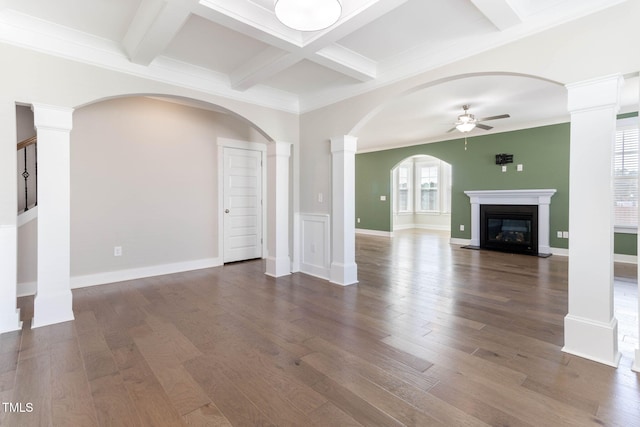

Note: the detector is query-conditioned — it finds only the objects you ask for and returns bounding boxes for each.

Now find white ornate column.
[265,141,291,277]
[563,74,623,367]
[32,104,75,328]
[330,135,358,286]
[0,102,22,334]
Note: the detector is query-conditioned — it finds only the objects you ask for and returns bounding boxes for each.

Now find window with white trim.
[396,164,412,212]
[417,163,439,211]
[614,117,639,230]
[392,156,451,215]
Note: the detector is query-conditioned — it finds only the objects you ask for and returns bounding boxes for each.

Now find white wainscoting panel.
[300,214,331,279]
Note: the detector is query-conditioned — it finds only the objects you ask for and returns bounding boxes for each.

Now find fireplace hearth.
[480,204,538,255]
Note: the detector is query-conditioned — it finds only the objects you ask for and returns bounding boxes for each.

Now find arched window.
[392,155,451,215]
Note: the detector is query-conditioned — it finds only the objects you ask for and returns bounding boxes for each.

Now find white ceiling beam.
[313,44,377,81]
[196,0,409,90]
[195,0,304,50]
[469,0,522,31]
[298,0,411,82]
[230,47,302,91]
[123,0,194,65]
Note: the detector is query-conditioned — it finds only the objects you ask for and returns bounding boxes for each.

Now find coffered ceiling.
[0,0,637,150]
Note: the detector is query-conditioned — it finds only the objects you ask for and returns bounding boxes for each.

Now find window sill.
[614,226,637,234]
[416,211,450,215]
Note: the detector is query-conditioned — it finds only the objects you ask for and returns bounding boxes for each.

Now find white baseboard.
[450,238,471,246]
[355,228,393,237]
[17,280,37,297]
[394,224,450,232]
[18,207,38,227]
[70,257,223,289]
[551,247,569,256]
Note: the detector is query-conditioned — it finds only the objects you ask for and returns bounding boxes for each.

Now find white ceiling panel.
[261,59,359,95]
[337,0,493,62]
[164,14,274,73]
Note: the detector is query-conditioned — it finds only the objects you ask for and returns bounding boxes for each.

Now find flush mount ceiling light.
[275,0,342,32]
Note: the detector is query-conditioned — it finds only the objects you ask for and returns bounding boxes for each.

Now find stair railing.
[17,136,37,214]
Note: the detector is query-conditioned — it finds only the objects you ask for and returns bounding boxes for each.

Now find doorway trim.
[217,137,267,263]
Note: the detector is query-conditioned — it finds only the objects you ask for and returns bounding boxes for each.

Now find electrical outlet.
[501,165,507,172]
[380,195,386,201]
[460,224,465,231]
[357,218,361,223]
[114,246,122,256]
[517,164,523,172]
[557,231,562,238]
[318,193,323,203]
[562,231,569,238]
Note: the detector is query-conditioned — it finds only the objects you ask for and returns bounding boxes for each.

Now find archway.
[390,155,452,235]
[16,94,294,328]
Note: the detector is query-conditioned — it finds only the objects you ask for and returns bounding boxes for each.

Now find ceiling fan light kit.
[449,105,510,134]
[275,0,342,32]
[456,121,476,133]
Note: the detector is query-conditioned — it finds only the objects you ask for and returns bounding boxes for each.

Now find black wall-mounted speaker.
[495,154,514,165]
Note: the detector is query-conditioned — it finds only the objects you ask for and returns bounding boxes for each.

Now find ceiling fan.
[447,105,510,133]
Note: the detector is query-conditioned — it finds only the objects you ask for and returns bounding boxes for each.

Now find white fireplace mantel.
[464,189,557,255]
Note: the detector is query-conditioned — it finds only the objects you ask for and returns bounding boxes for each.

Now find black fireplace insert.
[480,204,538,255]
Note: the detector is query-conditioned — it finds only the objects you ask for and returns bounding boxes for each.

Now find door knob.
[225,209,230,213]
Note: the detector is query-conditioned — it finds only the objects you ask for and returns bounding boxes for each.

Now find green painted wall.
[614,233,637,256]
[356,121,637,255]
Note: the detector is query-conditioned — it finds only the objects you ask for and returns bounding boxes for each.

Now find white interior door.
[223,147,262,263]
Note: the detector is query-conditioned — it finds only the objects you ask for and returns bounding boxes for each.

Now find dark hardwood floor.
[1,229,639,426]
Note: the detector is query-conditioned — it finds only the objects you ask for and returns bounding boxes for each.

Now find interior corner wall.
[356,123,572,249]
[69,96,267,279]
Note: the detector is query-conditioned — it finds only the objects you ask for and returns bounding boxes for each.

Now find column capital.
[330,135,357,154]
[566,74,624,113]
[32,104,74,132]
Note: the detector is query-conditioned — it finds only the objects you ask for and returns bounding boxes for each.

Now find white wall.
[69,96,268,278]
[17,216,37,294]
[16,105,35,141]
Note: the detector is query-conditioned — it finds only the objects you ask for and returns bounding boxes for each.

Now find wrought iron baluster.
[22,147,29,212]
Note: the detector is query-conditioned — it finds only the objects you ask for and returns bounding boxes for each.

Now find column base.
[562,314,621,367]
[33,290,74,328]
[265,256,291,278]
[0,309,22,334]
[330,262,358,286]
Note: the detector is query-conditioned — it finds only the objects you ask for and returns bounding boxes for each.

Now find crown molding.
[0,9,300,113]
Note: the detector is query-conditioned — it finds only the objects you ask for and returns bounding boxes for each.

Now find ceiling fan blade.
[478,114,510,121]
[447,127,457,133]
[476,123,493,130]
